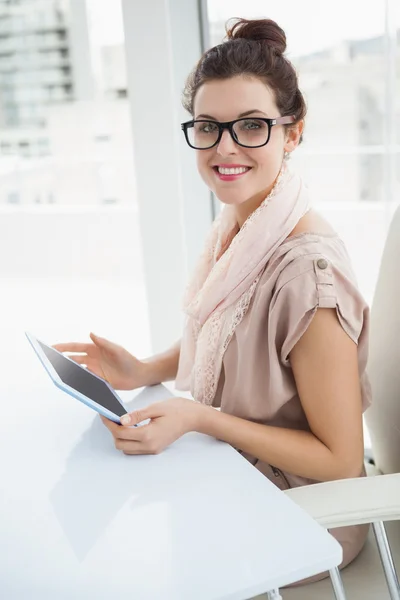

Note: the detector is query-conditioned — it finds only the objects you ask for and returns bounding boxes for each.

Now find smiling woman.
[176,17,371,584]
[55,16,372,587]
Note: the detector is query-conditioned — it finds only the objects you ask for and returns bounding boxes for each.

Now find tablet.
[25,332,128,424]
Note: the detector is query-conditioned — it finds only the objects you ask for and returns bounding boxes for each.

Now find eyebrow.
[195,109,268,120]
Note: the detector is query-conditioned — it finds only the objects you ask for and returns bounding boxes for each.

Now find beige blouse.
[213,232,372,575]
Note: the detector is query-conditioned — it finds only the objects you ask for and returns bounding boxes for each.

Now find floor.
[252,521,400,599]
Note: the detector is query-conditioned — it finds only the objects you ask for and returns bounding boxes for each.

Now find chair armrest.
[284,473,400,528]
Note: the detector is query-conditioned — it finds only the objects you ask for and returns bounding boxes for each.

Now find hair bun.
[226,18,287,55]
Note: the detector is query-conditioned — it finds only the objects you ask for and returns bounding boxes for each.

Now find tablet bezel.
[25,331,126,423]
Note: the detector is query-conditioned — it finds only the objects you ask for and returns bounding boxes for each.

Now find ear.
[284,119,304,153]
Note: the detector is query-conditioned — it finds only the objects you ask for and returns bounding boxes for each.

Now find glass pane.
[290,152,385,203]
[0,0,136,207]
[1,0,150,377]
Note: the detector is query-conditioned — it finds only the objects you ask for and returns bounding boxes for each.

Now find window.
[7,191,20,203]
[37,137,50,155]
[0,0,135,208]
[0,0,147,369]
[0,141,12,155]
[18,140,30,157]
[94,134,111,143]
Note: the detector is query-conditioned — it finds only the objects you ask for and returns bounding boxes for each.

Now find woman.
[54,18,371,582]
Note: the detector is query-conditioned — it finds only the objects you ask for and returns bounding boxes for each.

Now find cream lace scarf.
[175,164,311,404]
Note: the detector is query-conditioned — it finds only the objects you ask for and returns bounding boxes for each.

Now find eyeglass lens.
[188,119,270,149]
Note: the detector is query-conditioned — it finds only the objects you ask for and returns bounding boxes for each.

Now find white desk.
[0,342,342,599]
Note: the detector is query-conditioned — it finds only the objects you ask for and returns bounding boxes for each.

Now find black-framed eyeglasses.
[181,116,295,150]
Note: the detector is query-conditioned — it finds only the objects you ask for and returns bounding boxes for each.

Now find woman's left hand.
[100,397,204,455]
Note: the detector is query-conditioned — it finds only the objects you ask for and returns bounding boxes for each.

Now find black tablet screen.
[38,340,126,417]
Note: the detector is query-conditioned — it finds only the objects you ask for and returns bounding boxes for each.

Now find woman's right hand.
[53,333,150,391]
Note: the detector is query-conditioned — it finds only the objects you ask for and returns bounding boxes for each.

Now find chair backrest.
[365,205,400,474]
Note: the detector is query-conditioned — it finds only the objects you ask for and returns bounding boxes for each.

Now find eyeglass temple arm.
[272,116,296,125]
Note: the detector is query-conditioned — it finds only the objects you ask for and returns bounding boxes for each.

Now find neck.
[235,183,274,229]
[235,166,284,228]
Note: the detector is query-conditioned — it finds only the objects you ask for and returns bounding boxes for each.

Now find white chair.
[279,205,400,599]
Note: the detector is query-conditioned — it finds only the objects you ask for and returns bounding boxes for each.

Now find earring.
[284,150,290,160]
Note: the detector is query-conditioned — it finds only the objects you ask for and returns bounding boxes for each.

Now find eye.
[195,121,219,134]
[239,119,266,131]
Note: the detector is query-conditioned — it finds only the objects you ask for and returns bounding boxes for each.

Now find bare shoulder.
[288,210,336,239]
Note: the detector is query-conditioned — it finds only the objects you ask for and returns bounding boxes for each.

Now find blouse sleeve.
[270,253,370,367]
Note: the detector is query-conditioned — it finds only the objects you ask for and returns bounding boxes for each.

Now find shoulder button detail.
[317,258,328,270]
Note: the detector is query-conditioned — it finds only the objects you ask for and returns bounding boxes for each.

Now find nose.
[216,129,238,156]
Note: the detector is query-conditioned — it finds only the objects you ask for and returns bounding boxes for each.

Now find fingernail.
[121,415,131,425]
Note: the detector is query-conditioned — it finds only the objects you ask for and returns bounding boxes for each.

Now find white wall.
[121,0,213,354]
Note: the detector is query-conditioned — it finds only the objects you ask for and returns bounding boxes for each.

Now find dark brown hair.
[182,18,306,141]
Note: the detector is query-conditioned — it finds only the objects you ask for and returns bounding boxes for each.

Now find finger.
[66,354,88,365]
[100,415,149,442]
[90,333,115,351]
[115,439,156,455]
[53,342,90,353]
[120,404,161,426]
[66,355,99,373]
[115,423,151,442]
[123,446,156,455]
[100,415,121,434]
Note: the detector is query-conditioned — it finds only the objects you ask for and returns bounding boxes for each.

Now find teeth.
[218,166,249,175]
